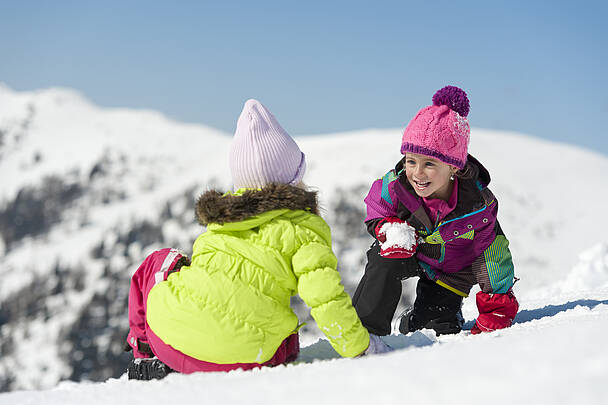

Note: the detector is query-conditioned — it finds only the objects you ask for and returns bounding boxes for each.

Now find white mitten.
[365,334,394,355]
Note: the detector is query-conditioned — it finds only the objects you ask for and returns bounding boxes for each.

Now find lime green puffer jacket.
[146,184,369,364]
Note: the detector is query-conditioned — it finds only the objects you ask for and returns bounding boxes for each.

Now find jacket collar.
[196,183,319,225]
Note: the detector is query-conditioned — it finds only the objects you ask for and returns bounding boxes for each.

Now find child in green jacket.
[126,99,370,379]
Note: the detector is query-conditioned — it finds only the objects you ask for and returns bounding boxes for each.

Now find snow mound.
[557,243,608,293]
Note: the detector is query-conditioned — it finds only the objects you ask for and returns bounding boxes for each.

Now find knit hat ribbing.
[229,99,306,190]
[401,86,471,169]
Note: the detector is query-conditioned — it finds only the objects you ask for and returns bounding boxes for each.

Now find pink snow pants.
[127,248,300,373]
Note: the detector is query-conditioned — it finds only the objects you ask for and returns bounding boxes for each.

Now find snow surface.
[1,83,608,403]
[2,290,608,405]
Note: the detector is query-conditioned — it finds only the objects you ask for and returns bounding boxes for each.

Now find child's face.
[404,153,457,201]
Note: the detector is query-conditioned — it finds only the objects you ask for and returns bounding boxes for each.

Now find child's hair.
[455,160,479,180]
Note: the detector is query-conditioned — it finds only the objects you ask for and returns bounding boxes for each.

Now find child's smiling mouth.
[413,179,430,190]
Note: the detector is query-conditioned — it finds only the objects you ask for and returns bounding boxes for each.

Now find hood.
[195,183,319,226]
[466,154,491,187]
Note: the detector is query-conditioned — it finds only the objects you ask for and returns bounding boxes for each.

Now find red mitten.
[375,217,418,259]
[471,290,519,334]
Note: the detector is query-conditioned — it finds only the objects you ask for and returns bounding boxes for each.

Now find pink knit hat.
[401,86,471,169]
[229,99,306,190]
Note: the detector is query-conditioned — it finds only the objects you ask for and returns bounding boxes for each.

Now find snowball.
[380,221,417,250]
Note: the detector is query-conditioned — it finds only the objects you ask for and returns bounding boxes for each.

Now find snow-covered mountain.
[0,83,607,400]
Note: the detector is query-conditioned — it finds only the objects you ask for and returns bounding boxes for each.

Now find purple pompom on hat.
[229,99,306,190]
[401,86,471,169]
[432,85,470,118]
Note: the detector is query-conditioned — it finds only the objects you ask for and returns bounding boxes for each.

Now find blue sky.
[1,1,607,155]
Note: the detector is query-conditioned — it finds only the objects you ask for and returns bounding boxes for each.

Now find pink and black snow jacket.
[364,154,516,298]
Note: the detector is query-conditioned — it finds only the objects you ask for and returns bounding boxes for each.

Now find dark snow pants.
[352,241,462,336]
[352,241,420,335]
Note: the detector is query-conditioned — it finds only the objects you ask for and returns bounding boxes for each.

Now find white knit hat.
[229,99,306,190]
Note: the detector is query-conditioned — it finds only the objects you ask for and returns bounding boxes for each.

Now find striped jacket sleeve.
[472,221,516,295]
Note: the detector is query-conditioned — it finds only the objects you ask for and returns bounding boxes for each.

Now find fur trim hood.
[196,183,319,225]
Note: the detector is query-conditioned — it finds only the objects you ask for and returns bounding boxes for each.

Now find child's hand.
[471,290,519,334]
[375,217,418,259]
[362,334,393,355]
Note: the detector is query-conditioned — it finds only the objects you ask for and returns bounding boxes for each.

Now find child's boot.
[127,357,174,380]
[398,277,464,336]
